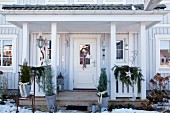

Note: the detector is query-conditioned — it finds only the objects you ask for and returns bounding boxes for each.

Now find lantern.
[57,73,64,91]
[36,36,45,49]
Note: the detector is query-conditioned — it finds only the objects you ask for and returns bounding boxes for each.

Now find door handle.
[92,60,95,67]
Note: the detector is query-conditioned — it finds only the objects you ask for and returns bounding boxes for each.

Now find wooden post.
[110,22,116,100]
[22,23,29,64]
[51,22,58,95]
[140,23,146,99]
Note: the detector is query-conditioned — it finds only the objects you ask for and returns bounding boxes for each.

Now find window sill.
[0,66,13,72]
[157,67,170,73]
[116,62,128,66]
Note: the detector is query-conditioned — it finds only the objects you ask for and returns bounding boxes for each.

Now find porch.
[18,90,147,109]
[1,5,167,100]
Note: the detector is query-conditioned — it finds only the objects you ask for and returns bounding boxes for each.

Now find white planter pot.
[91,104,98,113]
[45,95,56,112]
[101,97,109,108]
[19,84,31,97]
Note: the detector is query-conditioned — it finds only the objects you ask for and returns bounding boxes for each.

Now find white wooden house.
[0,0,169,100]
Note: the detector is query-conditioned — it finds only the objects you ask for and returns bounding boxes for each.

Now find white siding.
[0,15,10,25]
[126,0,144,4]
[0,27,22,89]
[17,0,45,4]
[147,27,170,90]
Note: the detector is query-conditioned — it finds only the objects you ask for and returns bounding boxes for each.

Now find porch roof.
[2,4,166,11]
[0,4,168,33]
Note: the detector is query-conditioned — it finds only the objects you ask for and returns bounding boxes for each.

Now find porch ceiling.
[12,21,148,33]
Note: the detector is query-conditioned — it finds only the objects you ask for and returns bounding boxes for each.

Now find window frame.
[116,40,124,61]
[155,34,170,73]
[0,35,17,72]
[42,34,60,65]
[42,35,51,65]
[116,35,128,64]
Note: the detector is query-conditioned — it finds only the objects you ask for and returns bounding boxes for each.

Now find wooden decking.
[19,90,98,107]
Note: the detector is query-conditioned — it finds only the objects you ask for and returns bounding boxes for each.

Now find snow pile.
[0,100,47,113]
[0,100,162,113]
[102,108,160,113]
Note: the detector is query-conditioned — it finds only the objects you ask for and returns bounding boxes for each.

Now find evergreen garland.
[111,65,144,93]
[97,68,108,97]
[31,66,45,86]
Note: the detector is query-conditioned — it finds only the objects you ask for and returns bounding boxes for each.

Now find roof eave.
[0,10,168,15]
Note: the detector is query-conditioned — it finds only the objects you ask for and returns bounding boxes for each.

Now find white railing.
[0,72,18,90]
[115,76,140,99]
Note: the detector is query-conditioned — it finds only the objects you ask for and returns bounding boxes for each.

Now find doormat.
[66,105,88,111]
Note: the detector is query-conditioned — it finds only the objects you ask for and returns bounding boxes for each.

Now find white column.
[140,23,146,99]
[128,32,134,66]
[110,22,116,100]
[51,22,58,94]
[22,23,29,64]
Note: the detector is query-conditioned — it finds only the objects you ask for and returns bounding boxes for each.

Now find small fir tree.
[20,60,30,83]
[97,68,108,97]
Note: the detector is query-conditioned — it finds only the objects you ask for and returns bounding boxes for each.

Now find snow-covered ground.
[102,109,160,113]
[0,100,162,113]
[0,100,85,113]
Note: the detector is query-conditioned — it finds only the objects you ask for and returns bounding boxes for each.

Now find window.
[116,40,124,60]
[47,40,51,60]
[1,40,12,66]
[0,35,16,72]
[80,44,90,65]
[160,40,170,67]
[155,34,170,72]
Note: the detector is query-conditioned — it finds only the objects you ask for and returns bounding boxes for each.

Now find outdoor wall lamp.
[125,44,129,50]
[36,35,45,49]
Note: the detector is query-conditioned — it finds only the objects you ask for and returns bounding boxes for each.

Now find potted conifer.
[40,65,56,112]
[97,68,109,108]
[19,59,31,97]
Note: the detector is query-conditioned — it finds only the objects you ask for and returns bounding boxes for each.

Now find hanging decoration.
[40,46,46,66]
[82,48,87,70]
[80,44,90,70]
[111,65,144,92]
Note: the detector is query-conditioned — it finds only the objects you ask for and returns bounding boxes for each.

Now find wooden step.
[19,90,99,107]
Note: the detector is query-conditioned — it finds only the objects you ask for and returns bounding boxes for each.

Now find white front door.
[74,38,97,89]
